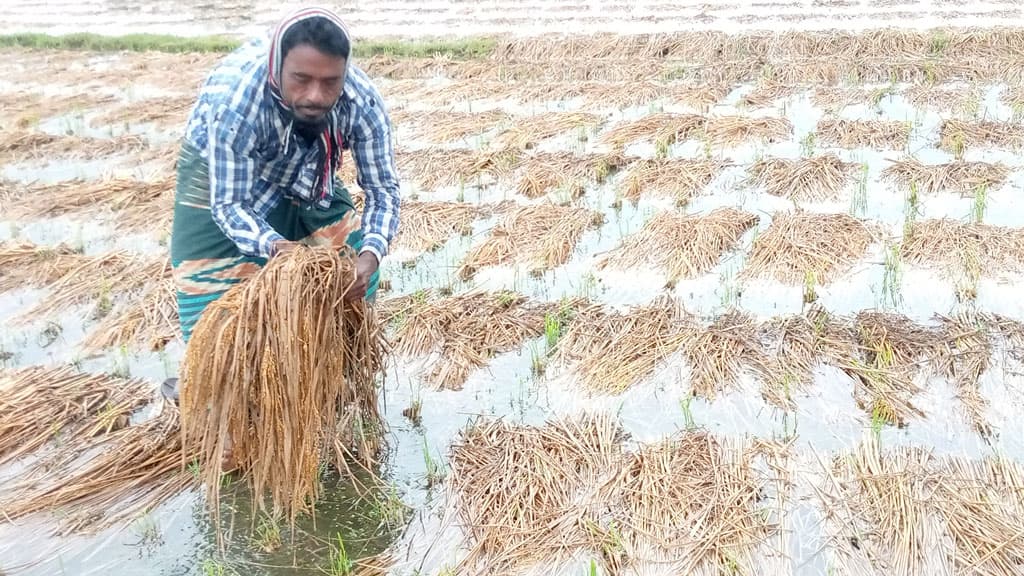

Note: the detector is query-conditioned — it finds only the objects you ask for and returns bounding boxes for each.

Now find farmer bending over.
[163,6,400,402]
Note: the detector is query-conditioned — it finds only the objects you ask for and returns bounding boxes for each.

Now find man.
[163,6,400,402]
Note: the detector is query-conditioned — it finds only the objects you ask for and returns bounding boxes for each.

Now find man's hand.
[345,251,379,301]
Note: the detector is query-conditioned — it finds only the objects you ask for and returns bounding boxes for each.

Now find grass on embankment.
[0,32,496,59]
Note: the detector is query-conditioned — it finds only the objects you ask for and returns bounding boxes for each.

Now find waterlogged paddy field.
[7,27,1024,576]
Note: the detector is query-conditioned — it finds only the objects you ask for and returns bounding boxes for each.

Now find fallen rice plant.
[744,211,879,285]
[80,278,178,353]
[458,203,603,279]
[4,174,175,219]
[89,94,196,128]
[0,241,84,292]
[747,154,859,202]
[813,86,887,111]
[514,151,630,199]
[555,296,691,394]
[617,158,724,204]
[902,219,1024,283]
[882,158,1009,196]
[0,404,198,536]
[597,208,758,285]
[493,112,603,149]
[390,200,488,254]
[933,312,994,436]
[742,82,800,107]
[704,115,793,147]
[684,310,777,400]
[0,365,152,468]
[939,119,1024,154]
[601,112,705,149]
[387,290,562,390]
[0,91,118,131]
[398,147,519,189]
[760,306,846,408]
[181,245,385,533]
[389,109,511,142]
[905,85,983,116]
[817,118,910,149]
[0,131,149,163]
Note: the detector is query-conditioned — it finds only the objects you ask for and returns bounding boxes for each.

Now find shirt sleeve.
[207,106,285,258]
[349,94,401,263]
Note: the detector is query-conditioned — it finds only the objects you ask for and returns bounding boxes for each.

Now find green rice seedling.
[327,533,353,576]
[881,241,903,310]
[654,136,670,159]
[422,436,446,488]
[201,558,231,576]
[928,30,950,55]
[680,395,696,430]
[799,132,816,157]
[850,163,869,216]
[373,484,410,530]
[590,558,600,576]
[973,183,987,224]
[803,270,818,305]
[254,514,282,553]
[903,181,920,239]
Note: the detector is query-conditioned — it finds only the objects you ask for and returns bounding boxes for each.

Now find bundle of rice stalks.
[760,306,851,408]
[665,82,733,111]
[617,158,724,205]
[389,109,511,142]
[0,404,198,536]
[80,278,178,353]
[901,219,1024,285]
[611,433,774,575]
[398,147,519,189]
[555,296,692,394]
[0,91,118,131]
[413,80,516,105]
[742,82,800,107]
[683,310,777,400]
[448,414,624,574]
[458,203,603,279]
[905,85,983,115]
[493,112,603,149]
[514,151,630,199]
[388,290,558,390]
[390,200,488,254]
[940,119,1024,154]
[0,241,83,292]
[601,112,705,149]
[0,131,149,163]
[704,115,793,147]
[817,118,910,150]
[933,312,994,436]
[882,158,1009,195]
[743,211,879,285]
[747,155,859,202]
[4,174,175,219]
[0,365,152,468]
[89,94,196,128]
[597,208,758,286]
[180,245,385,530]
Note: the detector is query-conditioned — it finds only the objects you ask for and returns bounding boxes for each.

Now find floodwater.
[5,42,1024,576]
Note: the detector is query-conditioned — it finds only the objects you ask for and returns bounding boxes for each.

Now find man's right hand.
[272,240,303,257]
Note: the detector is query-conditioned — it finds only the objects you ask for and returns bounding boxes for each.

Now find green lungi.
[170,142,378,342]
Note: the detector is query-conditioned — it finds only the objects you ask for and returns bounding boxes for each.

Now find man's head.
[274,12,351,131]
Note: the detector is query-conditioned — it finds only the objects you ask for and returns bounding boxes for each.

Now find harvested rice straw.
[664,82,732,111]
[80,278,178,353]
[601,112,706,149]
[0,241,83,292]
[905,84,983,115]
[181,245,384,531]
[555,296,692,393]
[389,109,511,142]
[817,118,911,149]
[448,414,624,574]
[514,151,630,199]
[0,405,198,536]
[812,86,881,111]
[747,155,859,202]
[597,208,758,285]
[0,91,118,131]
[388,290,558,390]
[612,434,774,575]
[742,82,800,107]
[760,306,847,408]
[398,147,519,189]
[89,94,196,128]
[4,174,175,219]
[901,219,1024,281]
[492,111,603,149]
[0,365,152,468]
[743,211,879,285]
[1000,85,1024,113]
[0,131,148,162]
[940,119,1024,154]
[458,203,603,279]
[933,312,993,436]
[618,158,724,204]
[704,115,793,147]
[882,158,1009,195]
[684,310,777,400]
[412,80,515,105]
[391,200,487,254]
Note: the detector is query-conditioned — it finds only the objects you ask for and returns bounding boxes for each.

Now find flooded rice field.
[4,18,1024,576]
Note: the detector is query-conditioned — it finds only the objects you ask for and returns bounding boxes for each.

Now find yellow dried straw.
[817,118,910,149]
[493,111,603,149]
[618,158,724,204]
[940,119,1024,154]
[601,112,705,149]
[883,158,1009,195]
[514,151,630,199]
[748,155,859,202]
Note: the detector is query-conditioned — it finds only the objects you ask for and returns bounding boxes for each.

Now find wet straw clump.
[180,245,385,533]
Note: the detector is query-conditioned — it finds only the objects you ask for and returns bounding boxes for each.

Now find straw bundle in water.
[747,155,859,202]
[389,109,511,142]
[0,404,198,536]
[817,118,910,149]
[390,200,486,254]
[618,158,724,204]
[398,147,519,189]
[180,245,384,529]
[458,203,603,279]
[742,82,800,107]
[704,115,793,147]
[0,365,152,468]
[882,158,1009,195]
[0,131,148,163]
[4,174,175,219]
[905,85,984,115]
[933,312,993,436]
[601,112,706,149]
[940,119,1024,154]
[555,296,692,393]
[760,306,848,408]
[448,415,624,575]
[387,290,559,390]
[89,94,195,129]
[812,86,884,111]
[597,208,758,285]
[744,211,879,285]
[683,310,777,400]
[514,151,630,199]
[901,219,1024,283]
[0,241,83,292]
[80,277,178,353]
[493,111,603,149]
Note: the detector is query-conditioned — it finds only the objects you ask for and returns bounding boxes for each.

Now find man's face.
[280,44,346,123]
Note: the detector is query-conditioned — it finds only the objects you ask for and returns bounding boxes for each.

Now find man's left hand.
[345,251,379,302]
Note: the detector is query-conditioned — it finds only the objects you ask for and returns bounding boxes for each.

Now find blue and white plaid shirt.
[183,37,400,261]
